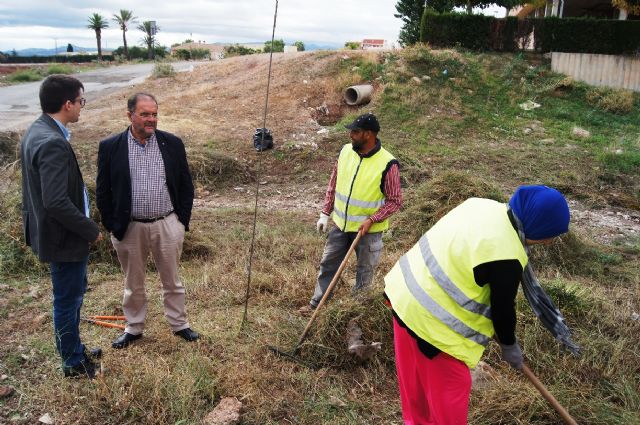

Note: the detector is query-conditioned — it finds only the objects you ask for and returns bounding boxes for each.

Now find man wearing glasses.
[20,74,102,379]
[96,93,198,349]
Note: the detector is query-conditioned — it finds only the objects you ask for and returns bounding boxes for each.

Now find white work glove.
[500,341,524,371]
[316,212,330,233]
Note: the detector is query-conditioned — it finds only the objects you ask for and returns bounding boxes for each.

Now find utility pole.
[53,38,58,62]
[150,21,157,60]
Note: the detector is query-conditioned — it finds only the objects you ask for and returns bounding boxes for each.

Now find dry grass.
[586,87,635,115]
[1,48,639,424]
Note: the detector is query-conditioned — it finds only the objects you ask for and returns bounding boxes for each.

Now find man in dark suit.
[96,93,198,349]
[20,75,102,379]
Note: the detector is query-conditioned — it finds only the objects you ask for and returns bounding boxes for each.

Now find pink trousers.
[393,317,471,425]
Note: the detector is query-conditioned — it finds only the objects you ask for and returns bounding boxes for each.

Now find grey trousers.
[310,225,384,307]
[111,213,190,334]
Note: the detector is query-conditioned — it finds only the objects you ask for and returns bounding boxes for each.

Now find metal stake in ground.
[239,0,279,332]
[269,231,363,361]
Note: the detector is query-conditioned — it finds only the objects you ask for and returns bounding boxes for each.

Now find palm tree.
[113,9,137,61]
[138,21,159,60]
[87,13,109,60]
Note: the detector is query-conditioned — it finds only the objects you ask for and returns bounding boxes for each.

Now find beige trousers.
[111,213,190,334]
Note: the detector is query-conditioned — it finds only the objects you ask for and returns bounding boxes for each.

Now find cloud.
[0,0,402,51]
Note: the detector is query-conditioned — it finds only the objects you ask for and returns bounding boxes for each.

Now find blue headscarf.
[508,185,570,240]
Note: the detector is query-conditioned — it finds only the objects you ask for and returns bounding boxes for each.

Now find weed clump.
[6,69,42,83]
[0,131,19,166]
[189,149,254,188]
[586,87,635,115]
[45,64,73,75]
[152,62,176,78]
[0,178,44,277]
[401,44,466,80]
[391,171,505,248]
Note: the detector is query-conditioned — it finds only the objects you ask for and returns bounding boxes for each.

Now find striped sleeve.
[370,163,402,222]
[321,161,338,216]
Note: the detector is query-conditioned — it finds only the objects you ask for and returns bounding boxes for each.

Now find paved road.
[0,61,205,132]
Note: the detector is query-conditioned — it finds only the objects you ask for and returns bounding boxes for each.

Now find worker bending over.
[385,185,573,425]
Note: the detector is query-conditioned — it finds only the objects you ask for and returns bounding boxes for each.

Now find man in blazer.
[96,92,198,349]
[20,74,102,379]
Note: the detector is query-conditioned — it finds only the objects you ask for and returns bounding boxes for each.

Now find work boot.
[63,357,98,379]
[297,305,316,316]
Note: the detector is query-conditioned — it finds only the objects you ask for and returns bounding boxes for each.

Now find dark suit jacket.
[20,114,100,262]
[96,128,194,241]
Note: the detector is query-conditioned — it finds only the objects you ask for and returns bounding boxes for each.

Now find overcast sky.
[0,1,409,51]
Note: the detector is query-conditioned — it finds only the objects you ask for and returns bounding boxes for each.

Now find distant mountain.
[226,41,341,51]
[4,46,113,56]
[304,42,341,51]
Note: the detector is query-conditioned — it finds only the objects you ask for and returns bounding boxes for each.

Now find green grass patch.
[6,69,42,82]
[45,64,74,75]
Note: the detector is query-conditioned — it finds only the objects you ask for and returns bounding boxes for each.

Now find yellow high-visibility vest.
[384,198,528,368]
[332,143,396,233]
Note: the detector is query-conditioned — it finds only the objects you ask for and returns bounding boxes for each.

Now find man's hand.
[500,341,524,370]
[358,218,374,235]
[316,213,330,233]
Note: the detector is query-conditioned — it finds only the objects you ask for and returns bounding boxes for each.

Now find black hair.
[127,93,158,113]
[39,74,84,114]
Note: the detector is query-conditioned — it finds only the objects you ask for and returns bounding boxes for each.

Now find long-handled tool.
[269,231,363,362]
[82,315,126,330]
[522,364,578,425]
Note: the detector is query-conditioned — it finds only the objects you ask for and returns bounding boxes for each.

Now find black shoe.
[111,332,142,349]
[85,347,102,360]
[174,328,200,342]
[63,358,97,379]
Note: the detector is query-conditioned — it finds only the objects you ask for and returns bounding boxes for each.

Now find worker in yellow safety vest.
[299,113,403,314]
[384,185,571,425]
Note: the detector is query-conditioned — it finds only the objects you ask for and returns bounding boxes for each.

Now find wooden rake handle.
[522,364,578,425]
[294,231,363,350]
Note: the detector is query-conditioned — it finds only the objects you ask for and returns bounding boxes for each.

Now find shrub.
[223,44,258,57]
[151,62,176,78]
[6,69,42,82]
[586,87,635,115]
[421,12,640,54]
[45,64,73,75]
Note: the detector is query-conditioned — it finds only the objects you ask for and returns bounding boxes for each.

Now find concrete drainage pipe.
[344,85,373,106]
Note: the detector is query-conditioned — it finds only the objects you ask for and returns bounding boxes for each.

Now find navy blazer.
[96,128,194,241]
[20,114,100,262]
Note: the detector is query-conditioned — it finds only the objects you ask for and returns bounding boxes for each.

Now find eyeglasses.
[72,97,86,108]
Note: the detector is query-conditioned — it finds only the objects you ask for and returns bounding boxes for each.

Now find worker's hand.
[358,218,374,235]
[500,342,524,370]
[316,213,330,233]
[93,232,103,244]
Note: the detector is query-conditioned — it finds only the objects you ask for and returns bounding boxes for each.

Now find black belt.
[132,211,173,223]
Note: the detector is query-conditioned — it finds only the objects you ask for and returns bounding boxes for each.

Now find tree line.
[394,0,640,47]
[87,9,159,61]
